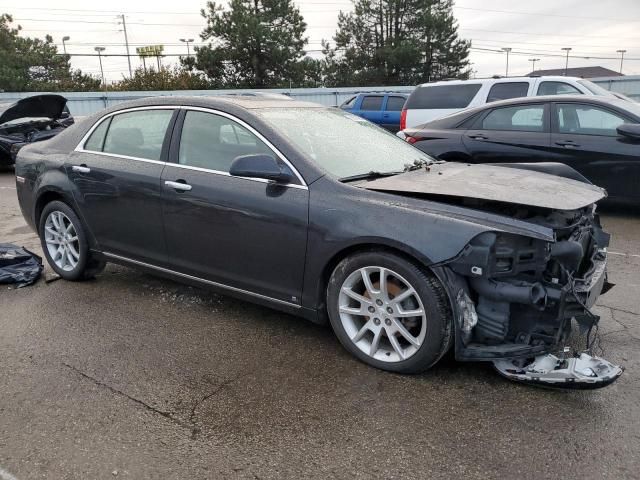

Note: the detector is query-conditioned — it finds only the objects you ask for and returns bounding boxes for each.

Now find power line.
[461,27,640,40]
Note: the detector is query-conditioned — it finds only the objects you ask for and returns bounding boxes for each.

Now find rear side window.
[102,110,173,160]
[405,84,482,110]
[537,81,582,96]
[340,96,356,109]
[481,105,545,132]
[487,82,529,102]
[84,117,111,152]
[385,96,406,111]
[361,96,384,111]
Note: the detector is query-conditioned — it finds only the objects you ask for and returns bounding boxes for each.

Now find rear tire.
[38,200,105,281]
[327,251,452,374]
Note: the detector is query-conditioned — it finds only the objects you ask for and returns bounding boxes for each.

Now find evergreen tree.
[194,0,308,88]
[0,14,100,92]
[324,0,470,86]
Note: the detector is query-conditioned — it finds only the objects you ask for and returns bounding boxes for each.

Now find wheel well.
[34,191,64,226]
[316,244,431,322]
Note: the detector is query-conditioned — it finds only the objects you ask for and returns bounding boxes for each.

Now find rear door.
[358,95,384,125]
[463,103,551,164]
[381,95,406,131]
[549,102,640,201]
[160,108,309,305]
[69,107,176,265]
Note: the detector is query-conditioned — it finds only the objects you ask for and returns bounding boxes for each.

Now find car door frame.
[159,105,310,308]
[461,101,551,165]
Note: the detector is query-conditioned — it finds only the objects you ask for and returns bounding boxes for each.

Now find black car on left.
[0,94,74,166]
[402,95,640,206]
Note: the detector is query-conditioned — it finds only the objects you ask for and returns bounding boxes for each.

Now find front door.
[463,103,551,164]
[550,102,640,202]
[68,108,176,265]
[161,109,309,305]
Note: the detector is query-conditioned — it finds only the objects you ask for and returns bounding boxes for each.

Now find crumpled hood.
[361,162,606,211]
[0,94,68,125]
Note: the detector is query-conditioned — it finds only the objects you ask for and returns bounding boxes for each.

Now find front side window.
[481,105,545,132]
[101,109,173,160]
[360,96,384,111]
[537,81,582,96]
[178,110,273,172]
[486,82,529,102]
[340,96,357,109]
[557,104,627,136]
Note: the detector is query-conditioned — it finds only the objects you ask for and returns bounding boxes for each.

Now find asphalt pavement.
[1,168,639,480]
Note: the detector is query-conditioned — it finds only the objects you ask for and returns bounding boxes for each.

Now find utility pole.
[561,47,572,76]
[617,49,627,74]
[94,46,106,90]
[118,14,133,77]
[502,47,512,77]
[62,36,70,55]
[528,58,540,73]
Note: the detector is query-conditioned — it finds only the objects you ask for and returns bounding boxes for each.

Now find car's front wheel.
[327,251,452,374]
[39,200,105,280]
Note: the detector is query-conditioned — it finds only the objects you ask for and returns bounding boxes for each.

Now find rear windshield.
[405,84,482,110]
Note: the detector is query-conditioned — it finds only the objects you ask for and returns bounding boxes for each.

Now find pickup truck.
[339,93,408,132]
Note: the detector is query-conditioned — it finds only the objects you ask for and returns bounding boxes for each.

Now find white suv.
[400,76,617,130]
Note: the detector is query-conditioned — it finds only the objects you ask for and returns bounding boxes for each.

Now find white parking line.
[0,186,16,190]
[0,467,19,480]
[609,251,640,258]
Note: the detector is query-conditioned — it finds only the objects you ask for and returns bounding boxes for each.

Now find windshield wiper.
[339,170,404,183]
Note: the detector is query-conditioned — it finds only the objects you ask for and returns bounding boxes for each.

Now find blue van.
[340,93,408,132]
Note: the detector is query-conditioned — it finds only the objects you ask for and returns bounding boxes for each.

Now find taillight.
[406,136,418,144]
[400,108,407,130]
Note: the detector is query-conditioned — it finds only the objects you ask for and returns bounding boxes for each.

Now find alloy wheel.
[44,210,81,272]
[338,266,427,362]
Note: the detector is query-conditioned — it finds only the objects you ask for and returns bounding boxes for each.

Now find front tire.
[39,200,104,280]
[327,251,452,374]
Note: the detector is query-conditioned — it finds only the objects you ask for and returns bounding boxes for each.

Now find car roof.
[103,95,322,113]
[416,76,585,87]
[412,95,638,131]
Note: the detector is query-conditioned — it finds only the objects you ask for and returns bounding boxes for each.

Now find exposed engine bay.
[443,202,621,388]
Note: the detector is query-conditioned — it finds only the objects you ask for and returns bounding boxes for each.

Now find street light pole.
[118,14,133,77]
[561,47,572,76]
[179,38,194,58]
[528,58,540,73]
[94,46,106,89]
[502,47,512,77]
[617,49,627,74]
[61,36,70,55]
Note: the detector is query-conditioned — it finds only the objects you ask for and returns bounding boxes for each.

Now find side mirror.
[616,123,640,140]
[229,154,292,183]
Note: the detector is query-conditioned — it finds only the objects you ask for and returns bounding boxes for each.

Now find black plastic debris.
[0,243,43,287]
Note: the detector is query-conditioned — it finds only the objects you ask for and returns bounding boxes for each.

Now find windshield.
[255,108,434,179]
[577,80,616,97]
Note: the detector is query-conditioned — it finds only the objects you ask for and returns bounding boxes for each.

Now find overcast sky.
[3,0,640,84]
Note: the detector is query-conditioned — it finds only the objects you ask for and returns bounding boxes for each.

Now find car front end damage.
[438,204,622,389]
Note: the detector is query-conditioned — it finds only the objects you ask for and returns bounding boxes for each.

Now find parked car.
[400,76,618,131]
[15,96,621,388]
[340,93,408,131]
[0,94,74,166]
[403,95,640,206]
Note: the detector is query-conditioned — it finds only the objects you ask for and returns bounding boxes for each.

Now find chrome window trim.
[102,252,301,309]
[74,104,308,190]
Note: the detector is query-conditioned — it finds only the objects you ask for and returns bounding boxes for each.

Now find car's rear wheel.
[327,251,452,374]
[39,200,105,280]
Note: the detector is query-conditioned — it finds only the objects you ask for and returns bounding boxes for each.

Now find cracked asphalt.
[1,168,639,480]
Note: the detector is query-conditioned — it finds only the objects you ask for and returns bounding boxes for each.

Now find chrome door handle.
[165,180,192,191]
[71,165,91,174]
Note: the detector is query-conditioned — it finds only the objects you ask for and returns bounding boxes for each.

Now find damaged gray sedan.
[15,97,622,388]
